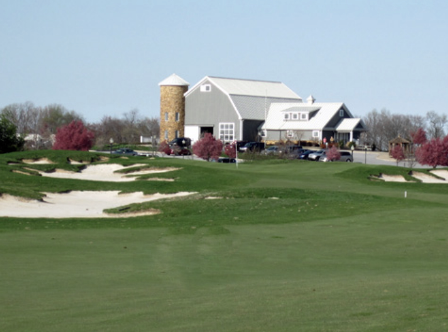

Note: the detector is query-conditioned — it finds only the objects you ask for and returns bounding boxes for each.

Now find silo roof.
[159,73,189,86]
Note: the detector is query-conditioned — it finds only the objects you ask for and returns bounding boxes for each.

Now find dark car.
[235,141,249,152]
[218,157,236,163]
[240,142,265,152]
[167,147,191,156]
[298,150,314,160]
[169,137,191,148]
[112,148,138,156]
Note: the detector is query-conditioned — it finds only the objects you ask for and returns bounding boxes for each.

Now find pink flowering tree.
[410,127,427,146]
[158,140,171,155]
[224,142,237,158]
[192,133,223,161]
[325,146,341,161]
[415,136,448,168]
[390,144,406,166]
[52,120,94,151]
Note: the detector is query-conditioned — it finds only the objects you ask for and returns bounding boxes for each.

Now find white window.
[260,129,267,137]
[175,130,179,138]
[165,112,168,121]
[292,113,298,120]
[164,130,168,140]
[339,109,344,117]
[219,122,234,142]
[284,113,289,121]
[175,112,179,122]
[301,113,308,120]
[287,130,294,138]
[312,130,319,138]
[200,84,211,92]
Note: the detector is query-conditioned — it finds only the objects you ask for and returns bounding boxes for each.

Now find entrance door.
[200,126,213,137]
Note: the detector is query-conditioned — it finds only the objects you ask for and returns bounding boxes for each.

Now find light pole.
[109,138,114,154]
[351,145,354,162]
[364,146,367,164]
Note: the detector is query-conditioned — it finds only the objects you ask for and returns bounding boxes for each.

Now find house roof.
[336,118,363,132]
[263,102,347,131]
[159,73,189,86]
[206,76,301,99]
[230,95,303,120]
[389,136,411,144]
[185,76,302,120]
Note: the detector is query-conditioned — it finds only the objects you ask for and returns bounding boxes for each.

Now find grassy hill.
[1,150,448,331]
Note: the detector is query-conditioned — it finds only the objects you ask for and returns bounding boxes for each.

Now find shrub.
[390,145,406,166]
[158,140,171,155]
[192,133,223,161]
[326,146,341,161]
[53,121,94,151]
[415,136,448,168]
[0,115,25,153]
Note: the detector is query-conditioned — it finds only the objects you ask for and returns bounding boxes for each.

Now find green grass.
[1,150,448,331]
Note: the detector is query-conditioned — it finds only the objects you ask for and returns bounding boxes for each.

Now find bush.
[192,133,223,161]
[53,121,94,151]
[0,115,24,153]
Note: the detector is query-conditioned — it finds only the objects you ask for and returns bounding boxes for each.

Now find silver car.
[320,151,353,162]
[308,150,326,161]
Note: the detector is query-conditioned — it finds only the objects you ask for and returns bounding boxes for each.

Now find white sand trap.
[430,170,448,181]
[38,164,180,182]
[22,158,55,164]
[378,174,408,182]
[0,191,195,218]
[412,171,446,183]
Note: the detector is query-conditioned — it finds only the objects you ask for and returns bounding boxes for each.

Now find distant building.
[159,74,366,144]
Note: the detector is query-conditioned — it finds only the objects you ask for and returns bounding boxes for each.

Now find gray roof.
[185,76,303,120]
[230,95,302,120]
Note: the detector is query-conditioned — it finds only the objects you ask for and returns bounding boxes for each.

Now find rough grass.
[1,150,448,331]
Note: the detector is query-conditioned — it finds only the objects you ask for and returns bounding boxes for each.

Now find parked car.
[320,151,353,162]
[297,150,314,160]
[263,146,280,155]
[235,141,249,152]
[308,150,326,161]
[167,147,191,156]
[218,157,236,163]
[169,137,191,148]
[240,142,265,152]
[112,148,138,156]
[289,148,309,159]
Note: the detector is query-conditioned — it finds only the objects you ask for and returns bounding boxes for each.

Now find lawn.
[1,151,448,331]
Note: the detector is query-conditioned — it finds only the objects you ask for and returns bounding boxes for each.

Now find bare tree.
[426,110,447,139]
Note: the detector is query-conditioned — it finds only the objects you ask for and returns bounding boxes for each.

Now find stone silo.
[159,74,189,142]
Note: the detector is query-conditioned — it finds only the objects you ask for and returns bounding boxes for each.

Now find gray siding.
[185,79,241,138]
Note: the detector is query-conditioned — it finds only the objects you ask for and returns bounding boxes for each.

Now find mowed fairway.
[1,151,448,331]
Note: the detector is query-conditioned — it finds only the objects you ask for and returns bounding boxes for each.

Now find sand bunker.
[36,164,180,182]
[411,171,446,183]
[22,158,55,164]
[374,170,448,183]
[430,170,448,181]
[0,191,195,218]
[377,174,408,182]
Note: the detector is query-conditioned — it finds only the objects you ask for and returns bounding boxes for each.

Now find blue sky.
[1,0,447,123]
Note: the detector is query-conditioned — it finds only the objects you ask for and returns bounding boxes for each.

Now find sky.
[1,0,447,123]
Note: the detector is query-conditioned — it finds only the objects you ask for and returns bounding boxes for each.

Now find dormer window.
[284,113,289,121]
[301,113,308,120]
[292,113,298,120]
[339,109,344,117]
[200,84,211,92]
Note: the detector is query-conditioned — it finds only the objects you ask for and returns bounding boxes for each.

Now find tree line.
[0,102,159,150]
[362,109,447,151]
